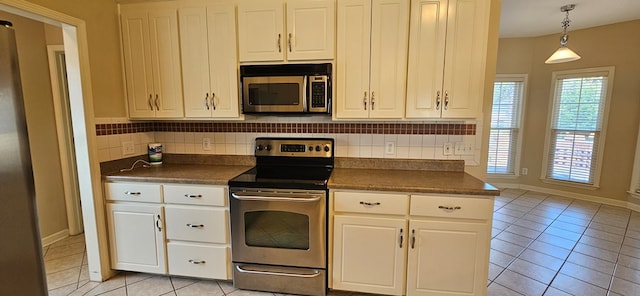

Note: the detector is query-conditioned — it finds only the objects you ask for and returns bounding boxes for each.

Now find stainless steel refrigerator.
[0,20,48,295]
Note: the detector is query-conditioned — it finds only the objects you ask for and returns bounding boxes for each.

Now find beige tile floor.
[44,189,640,295]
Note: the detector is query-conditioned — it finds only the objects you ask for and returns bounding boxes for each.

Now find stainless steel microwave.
[240,63,332,114]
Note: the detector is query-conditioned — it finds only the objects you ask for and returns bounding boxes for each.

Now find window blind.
[487,80,524,174]
[546,72,609,184]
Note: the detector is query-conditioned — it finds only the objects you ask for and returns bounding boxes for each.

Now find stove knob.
[265,144,272,151]
[315,145,321,152]
[308,146,314,152]
[324,146,330,152]
[256,144,263,151]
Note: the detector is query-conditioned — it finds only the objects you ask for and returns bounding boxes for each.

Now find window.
[543,67,614,187]
[487,75,526,175]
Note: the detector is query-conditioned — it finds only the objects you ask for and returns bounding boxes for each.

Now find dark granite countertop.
[102,163,253,185]
[328,168,499,196]
[101,155,498,195]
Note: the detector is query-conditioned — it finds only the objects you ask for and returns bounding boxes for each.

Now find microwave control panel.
[309,75,328,112]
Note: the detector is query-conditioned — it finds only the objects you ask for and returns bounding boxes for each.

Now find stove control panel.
[255,138,333,158]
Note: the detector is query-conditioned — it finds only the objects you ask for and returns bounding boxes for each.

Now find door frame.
[46,45,83,235]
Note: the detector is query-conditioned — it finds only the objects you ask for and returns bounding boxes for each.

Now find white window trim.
[488,74,528,177]
[629,122,640,199]
[541,66,615,189]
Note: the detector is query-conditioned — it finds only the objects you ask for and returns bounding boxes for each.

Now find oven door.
[229,188,326,268]
[242,76,306,113]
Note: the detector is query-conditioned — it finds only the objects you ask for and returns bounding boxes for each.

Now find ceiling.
[499,0,640,38]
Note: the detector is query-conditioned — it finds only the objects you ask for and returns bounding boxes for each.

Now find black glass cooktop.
[228,166,333,190]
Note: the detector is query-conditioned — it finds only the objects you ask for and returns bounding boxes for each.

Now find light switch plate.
[202,138,212,151]
[443,143,453,155]
[122,141,135,156]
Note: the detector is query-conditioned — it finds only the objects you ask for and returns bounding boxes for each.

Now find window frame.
[487,74,528,177]
[541,67,615,189]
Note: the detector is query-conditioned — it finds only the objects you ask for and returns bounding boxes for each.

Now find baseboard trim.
[42,229,69,247]
[490,183,634,210]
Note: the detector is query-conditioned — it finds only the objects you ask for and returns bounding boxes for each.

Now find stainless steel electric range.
[228,137,334,296]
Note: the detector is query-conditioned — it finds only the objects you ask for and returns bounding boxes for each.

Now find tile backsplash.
[95,116,482,165]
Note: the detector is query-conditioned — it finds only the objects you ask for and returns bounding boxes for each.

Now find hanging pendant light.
[545,4,581,64]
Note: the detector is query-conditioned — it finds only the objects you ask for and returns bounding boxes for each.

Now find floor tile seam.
[488,280,527,295]
[555,263,614,290]
[548,273,608,296]
[532,200,605,296]
[502,260,558,287]
[604,211,636,293]
[46,264,85,276]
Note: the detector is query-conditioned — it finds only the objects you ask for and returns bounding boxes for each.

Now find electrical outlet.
[522,168,528,175]
[202,138,212,151]
[122,141,135,156]
[443,143,453,155]
[385,142,396,154]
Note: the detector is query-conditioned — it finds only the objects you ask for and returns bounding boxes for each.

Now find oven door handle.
[231,192,322,202]
[235,265,322,278]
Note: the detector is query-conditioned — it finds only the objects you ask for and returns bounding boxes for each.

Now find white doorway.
[47,45,83,235]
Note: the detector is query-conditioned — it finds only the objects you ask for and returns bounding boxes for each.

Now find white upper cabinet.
[335,0,409,119]
[179,2,240,118]
[120,2,184,118]
[405,0,490,119]
[237,0,335,62]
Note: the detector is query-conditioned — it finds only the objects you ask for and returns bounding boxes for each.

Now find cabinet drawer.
[410,195,493,220]
[163,184,226,206]
[167,242,231,279]
[334,192,409,215]
[165,206,229,243]
[104,182,162,203]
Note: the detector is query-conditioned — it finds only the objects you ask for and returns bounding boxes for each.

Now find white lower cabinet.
[104,182,231,279]
[333,215,407,295]
[331,191,493,296]
[106,202,166,274]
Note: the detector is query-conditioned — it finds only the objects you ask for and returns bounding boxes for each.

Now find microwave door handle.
[303,75,308,112]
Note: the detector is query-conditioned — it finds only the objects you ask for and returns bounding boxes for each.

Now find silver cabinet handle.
[124,191,141,196]
[399,228,404,248]
[186,223,204,228]
[363,91,367,110]
[359,201,381,206]
[411,229,415,249]
[154,94,159,110]
[436,91,441,110]
[148,94,154,110]
[156,215,162,232]
[371,91,375,110]
[204,93,210,110]
[444,91,449,110]
[184,194,202,199]
[211,92,216,110]
[236,265,321,278]
[188,259,206,264]
[288,33,292,52]
[438,205,462,211]
[277,33,281,52]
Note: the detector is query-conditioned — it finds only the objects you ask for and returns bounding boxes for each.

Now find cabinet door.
[335,0,371,119]
[286,0,335,60]
[179,6,213,117]
[441,0,490,118]
[238,0,285,62]
[180,4,239,118]
[405,0,447,118]
[406,219,490,296]
[106,203,166,274]
[121,8,155,118]
[332,215,406,295]
[206,4,240,118]
[368,0,408,119]
[148,7,184,118]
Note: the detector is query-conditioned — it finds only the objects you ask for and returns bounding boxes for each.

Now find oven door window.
[244,210,309,250]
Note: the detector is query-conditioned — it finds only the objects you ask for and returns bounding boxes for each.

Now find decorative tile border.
[96,122,476,136]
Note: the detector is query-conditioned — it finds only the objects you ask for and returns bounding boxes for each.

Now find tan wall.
[488,20,640,202]
[0,11,68,238]
[15,0,127,117]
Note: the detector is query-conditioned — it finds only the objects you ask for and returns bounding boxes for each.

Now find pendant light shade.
[545,46,581,64]
[545,4,581,64]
